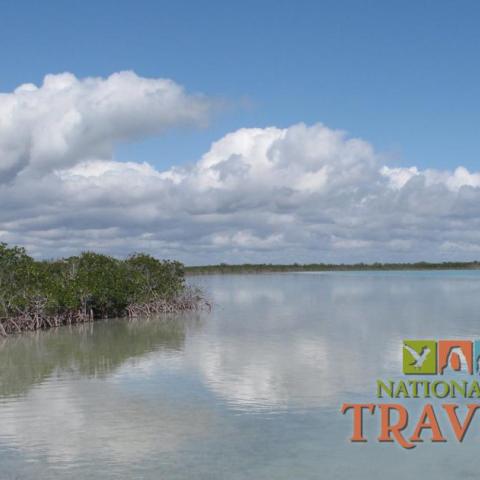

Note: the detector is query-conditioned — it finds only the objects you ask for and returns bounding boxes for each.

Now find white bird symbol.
[404,344,431,369]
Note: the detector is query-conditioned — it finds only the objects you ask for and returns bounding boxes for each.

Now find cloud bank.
[1,72,480,263]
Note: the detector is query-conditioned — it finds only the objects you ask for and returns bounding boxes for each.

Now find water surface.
[2,271,480,479]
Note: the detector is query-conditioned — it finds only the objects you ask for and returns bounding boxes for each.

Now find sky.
[1,0,480,264]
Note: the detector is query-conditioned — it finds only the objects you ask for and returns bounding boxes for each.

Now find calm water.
[2,271,480,479]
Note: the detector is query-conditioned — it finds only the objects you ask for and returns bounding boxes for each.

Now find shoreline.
[0,289,209,337]
[185,262,480,275]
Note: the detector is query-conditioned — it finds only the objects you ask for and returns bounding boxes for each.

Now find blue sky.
[1,0,479,172]
[2,1,480,263]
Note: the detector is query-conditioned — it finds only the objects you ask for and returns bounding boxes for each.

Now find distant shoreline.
[185,262,480,275]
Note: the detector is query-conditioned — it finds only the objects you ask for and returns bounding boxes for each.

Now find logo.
[341,338,480,449]
[438,340,473,374]
[403,340,475,375]
[403,340,437,374]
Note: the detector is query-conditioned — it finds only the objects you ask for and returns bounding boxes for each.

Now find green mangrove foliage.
[0,243,207,336]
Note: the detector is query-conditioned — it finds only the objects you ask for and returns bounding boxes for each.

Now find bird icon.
[404,344,431,370]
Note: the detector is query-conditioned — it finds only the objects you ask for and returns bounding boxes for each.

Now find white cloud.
[380,166,419,189]
[1,72,480,263]
[0,71,210,182]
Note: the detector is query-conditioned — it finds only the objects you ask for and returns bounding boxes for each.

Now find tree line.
[186,261,480,274]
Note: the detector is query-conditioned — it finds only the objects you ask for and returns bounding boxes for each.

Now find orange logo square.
[438,340,473,374]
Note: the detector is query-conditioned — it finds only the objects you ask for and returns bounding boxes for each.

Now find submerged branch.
[0,310,94,336]
[0,290,209,337]
[126,288,211,318]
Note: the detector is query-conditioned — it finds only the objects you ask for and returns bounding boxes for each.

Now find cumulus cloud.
[0,71,210,182]
[1,72,480,262]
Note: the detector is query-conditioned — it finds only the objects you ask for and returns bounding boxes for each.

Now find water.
[1,271,480,479]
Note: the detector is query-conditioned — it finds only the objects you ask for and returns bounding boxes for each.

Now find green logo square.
[403,340,437,374]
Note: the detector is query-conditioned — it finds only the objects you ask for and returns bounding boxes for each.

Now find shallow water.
[2,271,480,479]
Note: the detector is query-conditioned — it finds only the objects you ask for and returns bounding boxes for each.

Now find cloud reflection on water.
[2,272,480,477]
